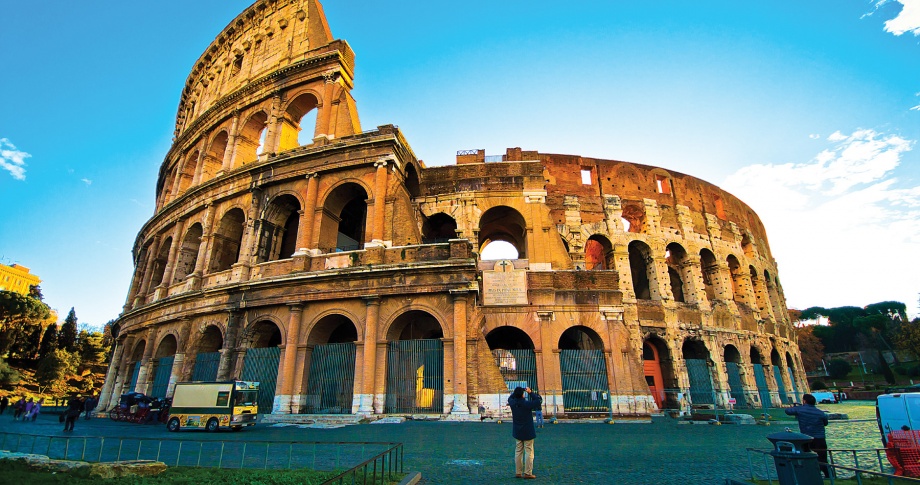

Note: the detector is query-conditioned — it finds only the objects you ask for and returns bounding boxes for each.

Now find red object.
[885,430,920,477]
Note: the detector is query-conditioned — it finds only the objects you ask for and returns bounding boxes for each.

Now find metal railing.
[0,431,400,475]
[322,442,404,485]
[745,447,920,484]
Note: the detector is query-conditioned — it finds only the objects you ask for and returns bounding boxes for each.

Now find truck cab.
[167,381,259,432]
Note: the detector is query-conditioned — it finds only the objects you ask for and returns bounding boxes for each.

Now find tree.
[59,307,79,352]
[0,289,51,355]
[38,324,58,361]
[894,317,920,360]
[78,330,110,366]
[34,348,78,394]
[826,359,852,379]
[795,325,825,372]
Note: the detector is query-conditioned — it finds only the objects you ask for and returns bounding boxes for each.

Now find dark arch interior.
[198,326,223,353]
[250,321,282,348]
[628,241,652,300]
[486,326,535,350]
[558,326,603,350]
[309,314,359,345]
[130,341,146,362]
[422,213,457,242]
[389,311,444,341]
[724,345,742,364]
[478,206,527,259]
[771,349,782,366]
[750,347,764,365]
[405,164,421,199]
[155,335,178,358]
[682,340,710,360]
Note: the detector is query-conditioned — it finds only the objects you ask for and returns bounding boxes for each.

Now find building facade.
[0,264,41,296]
[98,0,805,417]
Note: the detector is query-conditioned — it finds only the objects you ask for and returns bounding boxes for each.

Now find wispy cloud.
[723,129,919,316]
[0,138,30,180]
[808,134,821,140]
[81,178,93,186]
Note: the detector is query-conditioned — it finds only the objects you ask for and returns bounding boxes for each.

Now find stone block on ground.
[88,460,168,478]
[723,414,756,425]
[372,416,407,424]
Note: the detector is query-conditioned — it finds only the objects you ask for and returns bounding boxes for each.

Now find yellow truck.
[166,381,259,432]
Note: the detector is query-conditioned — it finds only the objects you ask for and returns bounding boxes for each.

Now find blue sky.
[1,1,918,326]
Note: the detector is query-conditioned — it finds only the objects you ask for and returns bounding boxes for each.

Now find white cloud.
[723,129,919,317]
[81,178,93,185]
[0,138,30,180]
[808,134,820,140]
[879,0,920,35]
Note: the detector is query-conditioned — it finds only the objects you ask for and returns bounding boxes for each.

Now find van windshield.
[233,390,258,407]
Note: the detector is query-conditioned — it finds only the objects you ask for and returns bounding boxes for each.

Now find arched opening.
[621,203,645,234]
[628,240,653,300]
[240,320,282,413]
[486,327,537,391]
[303,315,359,414]
[150,334,177,398]
[178,152,199,194]
[682,339,715,405]
[727,255,747,308]
[404,164,421,199]
[257,194,301,262]
[558,326,609,413]
[699,249,720,302]
[125,340,146,394]
[201,131,228,182]
[192,325,223,382]
[585,235,613,271]
[750,347,771,408]
[478,206,527,260]
[151,237,173,289]
[785,351,800,402]
[278,93,319,151]
[741,233,755,259]
[385,311,445,414]
[421,213,457,243]
[750,266,768,313]
[235,111,269,165]
[723,345,747,407]
[643,337,677,409]
[318,183,368,253]
[770,348,789,404]
[665,243,688,302]
[172,223,202,283]
[209,208,246,273]
[765,269,782,319]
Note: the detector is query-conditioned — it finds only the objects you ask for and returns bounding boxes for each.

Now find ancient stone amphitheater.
[99,0,805,418]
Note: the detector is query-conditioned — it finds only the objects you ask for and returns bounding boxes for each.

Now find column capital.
[362,296,381,306]
[305,172,318,179]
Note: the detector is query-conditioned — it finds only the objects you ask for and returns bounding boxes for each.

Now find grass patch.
[0,460,346,484]
[753,478,916,484]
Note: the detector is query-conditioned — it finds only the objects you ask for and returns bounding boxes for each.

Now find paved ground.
[0,402,883,485]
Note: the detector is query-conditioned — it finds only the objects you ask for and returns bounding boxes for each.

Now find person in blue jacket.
[509,386,542,479]
[785,393,831,478]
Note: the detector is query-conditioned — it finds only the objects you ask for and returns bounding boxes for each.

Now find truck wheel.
[206,418,219,432]
[167,417,180,432]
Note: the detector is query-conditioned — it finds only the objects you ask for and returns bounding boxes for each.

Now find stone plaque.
[483,260,527,306]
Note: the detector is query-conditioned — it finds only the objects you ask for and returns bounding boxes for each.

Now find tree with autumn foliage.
[795,325,825,372]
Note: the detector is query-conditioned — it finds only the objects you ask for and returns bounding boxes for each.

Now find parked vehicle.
[166,381,259,432]
[876,392,920,477]
[811,391,838,404]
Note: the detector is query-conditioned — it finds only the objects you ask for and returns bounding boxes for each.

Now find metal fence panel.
[787,366,800,402]
[559,349,610,412]
[491,349,538,391]
[241,346,281,413]
[192,352,221,381]
[772,365,790,404]
[385,339,443,414]
[128,362,141,393]
[302,342,356,414]
[753,364,771,409]
[149,356,174,399]
[725,362,748,407]
[685,359,715,405]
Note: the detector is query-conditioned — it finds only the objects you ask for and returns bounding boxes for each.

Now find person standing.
[63,396,82,432]
[29,398,43,422]
[12,396,25,420]
[84,395,97,420]
[534,407,544,429]
[509,386,542,480]
[0,396,8,415]
[22,398,34,422]
[785,393,831,478]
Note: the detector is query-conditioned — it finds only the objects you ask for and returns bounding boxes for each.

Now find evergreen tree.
[38,324,58,361]
[59,307,79,352]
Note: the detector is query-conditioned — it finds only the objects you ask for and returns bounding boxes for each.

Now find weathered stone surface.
[88,460,168,478]
[0,452,165,478]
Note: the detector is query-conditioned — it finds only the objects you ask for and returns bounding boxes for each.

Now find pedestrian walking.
[508,386,542,480]
[84,395,97,420]
[12,396,25,420]
[63,396,83,432]
[785,393,832,478]
[535,407,544,428]
[479,403,486,422]
[0,396,8,415]
[22,398,34,422]
[28,398,43,422]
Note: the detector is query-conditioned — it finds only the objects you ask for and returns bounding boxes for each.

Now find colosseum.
[98,0,806,419]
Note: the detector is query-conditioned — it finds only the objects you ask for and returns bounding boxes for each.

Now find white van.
[877,392,920,476]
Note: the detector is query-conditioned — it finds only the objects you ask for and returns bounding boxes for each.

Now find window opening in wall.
[481,240,518,260]
[655,175,672,194]
[297,109,318,146]
[231,55,243,76]
[580,169,592,185]
[621,217,631,232]
[255,127,268,155]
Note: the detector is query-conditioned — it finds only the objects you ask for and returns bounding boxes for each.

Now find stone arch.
[201,130,228,182]
[665,242,689,302]
[155,333,178,358]
[682,339,711,361]
[235,110,269,165]
[478,205,528,260]
[741,233,756,260]
[628,240,654,300]
[724,344,742,364]
[558,325,604,351]
[585,234,614,270]
[682,338,715,405]
[151,236,173,288]
[317,181,369,253]
[173,223,203,283]
[699,249,720,302]
[129,339,146,362]
[279,91,320,151]
[486,326,536,350]
[209,208,246,273]
[257,193,301,262]
[306,314,359,345]
[487,326,539,391]
[726,255,746,307]
[385,310,445,341]
[621,201,645,234]
[242,318,284,349]
[421,212,457,243]
[196,324,224,353]
[178,151,199,194]
[404,163,421,199]
[643,336,678,408]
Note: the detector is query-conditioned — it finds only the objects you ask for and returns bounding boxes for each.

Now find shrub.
[826,359,852,379]
[0,358,20,389]
[909,365,920,378]
[810,380,827,390]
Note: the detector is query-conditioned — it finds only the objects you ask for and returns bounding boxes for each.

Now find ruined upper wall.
[174,0,344,136]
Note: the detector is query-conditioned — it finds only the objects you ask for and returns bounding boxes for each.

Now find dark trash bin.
[766,431,823,485]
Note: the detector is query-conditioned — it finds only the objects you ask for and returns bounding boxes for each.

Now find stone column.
[294,173,319,254]
[223,113,241,172]
[188,204,215,290]
[161,219,186,288]
[97,338,126,411]
[107,336,136,409]
[276,304,304,414]
[133,236,161,307]
[370,159,389,245]
[264,93,284,155]
[610,244,634,299]
[451,291,469,413]
[318,72,336,137]
[167,353,184,398]
[681,254,705,306]
[359,297,380,413]
[191,149,207,186]
[234,187,264,281]
[217,311,242,380]
[651,255,670,301]
[135,327,159,394]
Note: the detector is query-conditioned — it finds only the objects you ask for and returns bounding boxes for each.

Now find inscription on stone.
[483,260,527,306]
